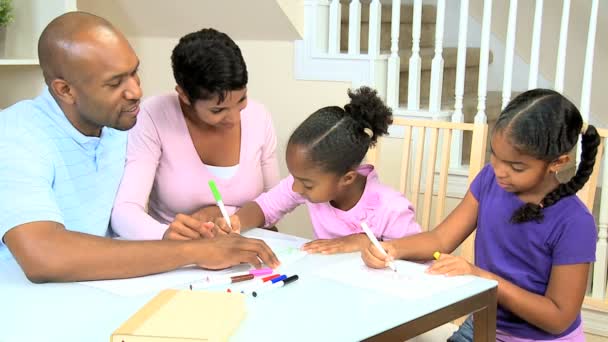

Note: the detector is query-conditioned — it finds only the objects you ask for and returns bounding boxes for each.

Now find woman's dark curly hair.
[288,86,393,175]
[171,28,247,103]
[494,88,600,223]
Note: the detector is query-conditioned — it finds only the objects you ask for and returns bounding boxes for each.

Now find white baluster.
[580,0,599,121]
[528,0,543,89]
[368,0,382,57]
[429,0,446,113]
[501,0,518,110]
[348,0,362,55]
[304,1,317,54]
[475,0,492,124]
[593,138,608,299]
[308,0,331,54]
[450,0,468,168]
[407,0,422,111]
[554,0,570,93]
[386,0,401,108]
[328,0,341,55]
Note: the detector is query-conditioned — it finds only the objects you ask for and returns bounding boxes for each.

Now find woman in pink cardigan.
[111,28,279,241]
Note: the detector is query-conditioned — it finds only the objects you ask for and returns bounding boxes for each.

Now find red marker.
[236,274,282,295]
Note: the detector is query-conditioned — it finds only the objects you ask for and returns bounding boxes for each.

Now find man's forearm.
[8,223,197,282]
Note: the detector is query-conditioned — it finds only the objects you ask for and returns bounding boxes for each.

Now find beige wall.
[470,0,608,126]
[78,0,301,41]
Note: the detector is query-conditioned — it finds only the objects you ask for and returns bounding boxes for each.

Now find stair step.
[399,67,480,106]
[399,48,489,72]
[340,21,435,52]
[340,2,437,25]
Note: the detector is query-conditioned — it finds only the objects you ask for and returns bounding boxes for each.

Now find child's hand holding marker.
[426,252,481,277]
[360,222,397,272]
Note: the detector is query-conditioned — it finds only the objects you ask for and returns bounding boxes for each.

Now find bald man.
[0,12,278,283]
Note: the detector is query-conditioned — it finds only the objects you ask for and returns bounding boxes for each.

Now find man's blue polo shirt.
[0,88,127,260]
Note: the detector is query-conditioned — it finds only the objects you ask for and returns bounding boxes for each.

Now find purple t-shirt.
[471,164,597,340]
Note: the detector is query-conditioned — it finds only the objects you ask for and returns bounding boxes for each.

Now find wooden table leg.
[473,286,497,341]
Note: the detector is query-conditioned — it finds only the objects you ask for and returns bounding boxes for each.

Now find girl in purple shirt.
[216,87,421,254]
[362,89,600,341]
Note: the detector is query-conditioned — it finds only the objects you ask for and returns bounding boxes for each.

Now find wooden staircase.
[341,2,502,165]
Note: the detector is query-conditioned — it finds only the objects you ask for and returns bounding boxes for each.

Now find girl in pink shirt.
[111,28,279,241]
[217,87,421,254]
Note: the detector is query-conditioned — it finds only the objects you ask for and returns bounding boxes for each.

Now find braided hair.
[288,86,393,175]
[494,89,600,223]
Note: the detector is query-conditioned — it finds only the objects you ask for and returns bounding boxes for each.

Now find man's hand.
[301,233,369,255]
[193,234,280,269]
[163,214,215,240]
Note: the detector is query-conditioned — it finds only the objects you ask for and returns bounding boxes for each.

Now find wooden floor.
[587,333,608,341]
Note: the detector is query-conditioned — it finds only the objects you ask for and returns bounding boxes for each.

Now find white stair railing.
[554,0,570,93]
[348,0,361,55]
[407,0,422,111]
[386,0,401,108]
[501,0,518,110]
[527,0,543,89]
[367,0,382,57]
[580,0,599,121]
[428,0,446,113]
[449,0,469,169]
[328,0,341,55]
[474,0,492,124]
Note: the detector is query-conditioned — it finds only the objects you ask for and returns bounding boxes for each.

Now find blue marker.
[253,275,299,297]
[242,275,287,296]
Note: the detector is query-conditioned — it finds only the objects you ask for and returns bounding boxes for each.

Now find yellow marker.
[433,251,441,260]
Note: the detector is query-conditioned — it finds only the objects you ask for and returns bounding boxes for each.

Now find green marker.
[209,180,232,230]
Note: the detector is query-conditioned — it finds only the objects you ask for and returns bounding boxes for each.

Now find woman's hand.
[301,233,369,255]
[163,213,215,240]
[191,205,222,222]
[361,240,398,269]
[214,215,241,235]
[426,253,481,277]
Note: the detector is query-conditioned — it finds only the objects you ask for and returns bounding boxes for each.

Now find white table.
[0,229,497,341]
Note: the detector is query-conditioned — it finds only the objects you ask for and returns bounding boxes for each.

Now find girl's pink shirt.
[255,165,421,240]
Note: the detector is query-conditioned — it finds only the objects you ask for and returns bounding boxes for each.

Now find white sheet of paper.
[78,229,310,296]
[78,265,249,296]
[317,258,473,300]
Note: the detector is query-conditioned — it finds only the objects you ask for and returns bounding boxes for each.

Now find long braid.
[493,89,600,224]
[511,125,600,223]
